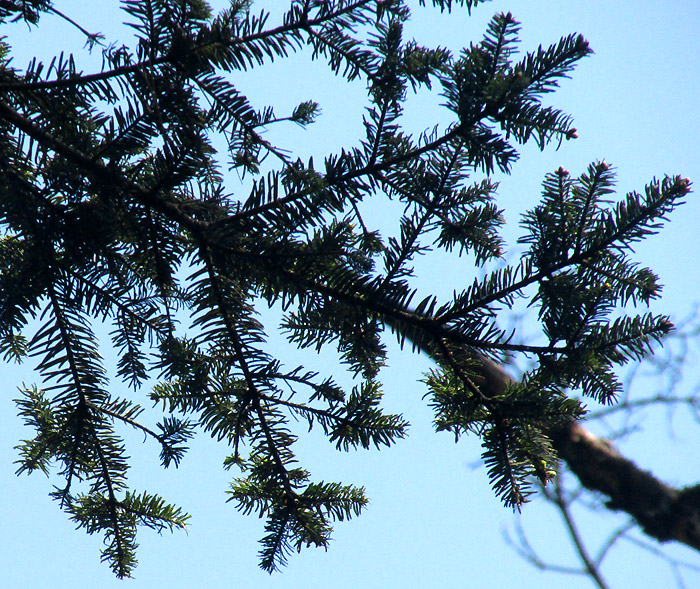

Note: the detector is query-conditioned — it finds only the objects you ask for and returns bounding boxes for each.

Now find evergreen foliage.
[0,0,690,577]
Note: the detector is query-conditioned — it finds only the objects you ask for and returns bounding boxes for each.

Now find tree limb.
[476,357,700,554]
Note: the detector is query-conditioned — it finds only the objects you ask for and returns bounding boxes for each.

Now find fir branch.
[3,1,695,577]
[0,0,378,92]
[227,124,463,224]
[59,263,169,339]
[199,246,297,497]
[88,432,131,577]
[85,399,159,443]
[0,98,210,235]
[377,139,465,294]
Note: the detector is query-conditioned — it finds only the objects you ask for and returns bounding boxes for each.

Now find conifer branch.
[89,433,130,576]
[3,0,695,578]
[59,264,169,339]
[199,247,296,498]
[227,125,462,224]
[46,288,90,407]
[85,399,160,443]
[0,0,377,92]
[0,98,210,234]
[377,139,465,292]
[48,6,104,47]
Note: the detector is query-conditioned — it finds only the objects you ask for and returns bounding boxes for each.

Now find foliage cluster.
[0,0,689,576]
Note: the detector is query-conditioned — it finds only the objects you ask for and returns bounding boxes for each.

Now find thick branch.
[479,358,700,554]
[551,420,700,553]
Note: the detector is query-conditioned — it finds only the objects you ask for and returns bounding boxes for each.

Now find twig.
[552,475,612,589]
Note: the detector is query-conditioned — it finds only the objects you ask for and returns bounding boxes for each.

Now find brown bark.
[550,420,700,553]
[474,355,700,553]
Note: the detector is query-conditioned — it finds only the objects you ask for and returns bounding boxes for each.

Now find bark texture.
[475,355,700,553]
[551,420,700,552]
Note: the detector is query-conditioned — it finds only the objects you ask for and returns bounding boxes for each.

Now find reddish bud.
[565,128,578,140]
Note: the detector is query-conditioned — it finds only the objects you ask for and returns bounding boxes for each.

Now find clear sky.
[2,1,700,588]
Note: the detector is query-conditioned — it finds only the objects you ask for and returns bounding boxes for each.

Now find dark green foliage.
[0,0,689,577]
[66,489,190,577]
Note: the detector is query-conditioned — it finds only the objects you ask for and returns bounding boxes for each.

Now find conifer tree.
[0,0,697,578]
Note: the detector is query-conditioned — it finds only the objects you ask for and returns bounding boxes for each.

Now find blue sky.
[2,1,700,588]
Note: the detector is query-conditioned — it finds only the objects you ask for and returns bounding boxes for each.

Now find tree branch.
[551,475,611,589]
[469,355,700,553]
[550,419,700,553]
